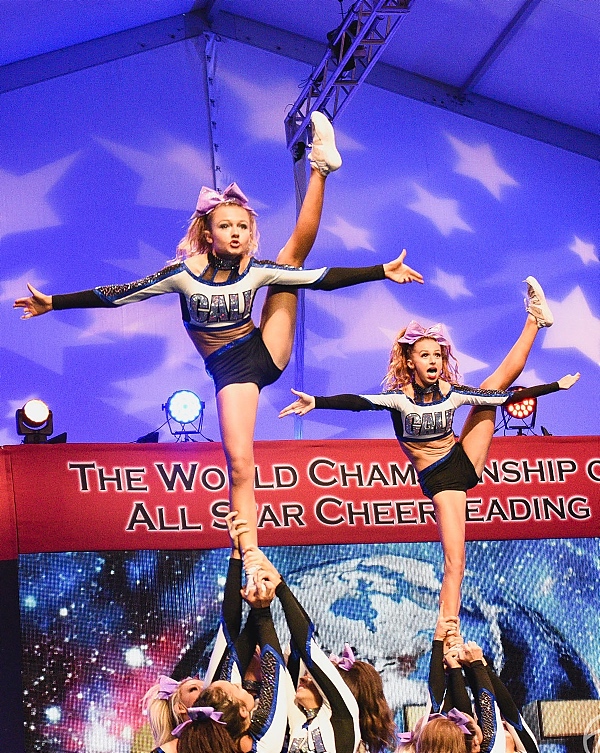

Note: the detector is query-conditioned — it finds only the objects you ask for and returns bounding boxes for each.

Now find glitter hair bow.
[428,709,472,736]
[172,706,226,737]
[397,320,451,348]
[329,643,356,671]
[194,182,256,218]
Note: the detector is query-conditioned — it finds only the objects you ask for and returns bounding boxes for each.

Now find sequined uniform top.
[275,580,361,753]
[428,641,503,753]
[51,259,385,360]
[466,660,540,753]
[313,381,559,473]
[204,558,291,753]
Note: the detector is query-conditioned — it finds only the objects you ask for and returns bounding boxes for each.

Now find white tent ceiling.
[1,0,599,159]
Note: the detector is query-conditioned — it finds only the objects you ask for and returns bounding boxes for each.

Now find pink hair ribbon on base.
[194,182,255,217]
[172,706,226,737]
[428,709,472,735]
[329,643,356,671]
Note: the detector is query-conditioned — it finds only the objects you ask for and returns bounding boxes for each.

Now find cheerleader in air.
[279,278,579,616]
[14,113,423,576]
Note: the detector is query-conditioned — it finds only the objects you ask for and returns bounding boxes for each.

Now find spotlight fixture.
[501,387,537,436]
[16,399,53,443]
[163,390,205,441]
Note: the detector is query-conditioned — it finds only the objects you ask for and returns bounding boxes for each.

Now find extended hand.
[558,373,580,390]
[278,389,316,418]
[13,284,52,319]
[383,250,424,284]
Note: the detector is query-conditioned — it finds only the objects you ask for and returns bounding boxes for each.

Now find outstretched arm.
[503,373,580,405]
[13,284,53,319]
[382,249,424,284]
[279,388,382,418]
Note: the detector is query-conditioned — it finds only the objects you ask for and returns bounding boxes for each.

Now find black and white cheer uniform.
[51,259,386,393]
[312,382,560,499]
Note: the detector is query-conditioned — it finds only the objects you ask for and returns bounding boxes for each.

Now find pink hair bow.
[428,709,472,736]
[156,674,180,700]
[397,320,451,348]
[172,706,226,737]
[329,643,356,671]
[194,182,255,217]
[141,674,190,714]
[397,731,415,744]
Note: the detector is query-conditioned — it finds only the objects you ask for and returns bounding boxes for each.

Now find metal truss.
[285,0,412,150]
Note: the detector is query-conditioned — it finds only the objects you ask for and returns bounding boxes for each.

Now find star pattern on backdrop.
[79,297,199,371]
[217,69,364,152]
[407,184,473,236]
[446,134,519,199]
[95,137,213,210]
[0,270,107,373]
[309,285,415,356]
[324,215,376,251]
[105,240,171,276]
[0,268,47,303]
[569,236,598,265]
[431,268,474,300]
[0,153,79,242]
[308,332,350,362]
[542,286,600,365]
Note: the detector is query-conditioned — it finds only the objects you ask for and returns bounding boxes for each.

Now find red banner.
[1,436,599,558]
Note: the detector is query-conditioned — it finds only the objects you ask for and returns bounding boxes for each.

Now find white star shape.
[95,137,213,210]
[446,134,518,199]
[431,268,474,300]
[78,297,198,371]
[307,332,349,362]
[0,153,79,242]
[542,286,600,365]
[407,184,473,236]
[104,361,213,419]
[105,240,172,276]
[0,269,47,303]
[217,69,363,152]
[569,236,598,265]
[309,285,415,356]
[1,271,106,373]
[324,215,376,251]
[452,349,489,380]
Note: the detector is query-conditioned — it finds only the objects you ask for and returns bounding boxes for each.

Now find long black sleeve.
[53,290,112,309]
[464,660,498,753]
[308,264,385,291]
[428,640,447,712]
[503,382,559,404]
[484,664,539,753]
[314,394,379,411]
[222,557,243,639]
[275,580,352,724]
[446,667,472,715]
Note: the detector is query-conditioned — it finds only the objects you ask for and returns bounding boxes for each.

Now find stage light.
[16,399,54,443]
[163,390,206,441]
[501,387,537,436]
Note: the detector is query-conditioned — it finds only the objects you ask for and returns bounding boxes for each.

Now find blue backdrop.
[1,35,598,445]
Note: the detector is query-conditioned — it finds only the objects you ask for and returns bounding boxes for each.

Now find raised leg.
[460,316,539,475]
[260,167,327,369]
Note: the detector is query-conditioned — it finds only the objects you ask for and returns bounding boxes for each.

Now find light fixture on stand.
[16,399,59,443]
[500,388,538,436]
[163,390,206,442]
